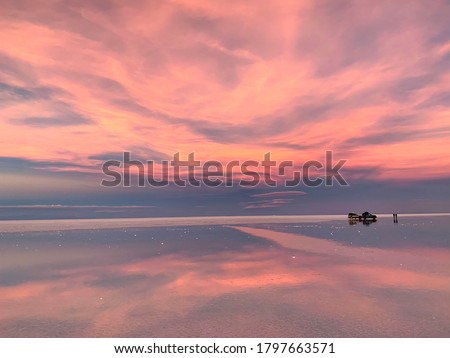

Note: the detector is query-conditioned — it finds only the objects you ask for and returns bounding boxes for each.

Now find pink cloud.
[0,0,449,184]
[244,198,293,209]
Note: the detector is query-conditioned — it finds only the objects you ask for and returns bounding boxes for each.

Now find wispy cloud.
[244,198,294,210]
[251,191,307,198]
[0,0,449,199]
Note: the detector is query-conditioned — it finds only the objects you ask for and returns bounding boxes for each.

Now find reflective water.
[0,215,449,337]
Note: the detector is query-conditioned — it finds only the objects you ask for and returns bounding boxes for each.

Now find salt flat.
[0,213,449,233]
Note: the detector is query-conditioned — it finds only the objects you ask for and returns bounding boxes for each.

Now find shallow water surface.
[0,215,449,337]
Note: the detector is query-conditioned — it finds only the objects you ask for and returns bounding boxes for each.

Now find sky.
[1,0,450,217]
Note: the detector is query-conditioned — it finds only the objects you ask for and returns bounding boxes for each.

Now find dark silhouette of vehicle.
[348,212,377,222]
[348,212,360,219]
[361,211,377,220]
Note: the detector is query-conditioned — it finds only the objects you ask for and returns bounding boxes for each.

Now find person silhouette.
[393,213,398,223]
